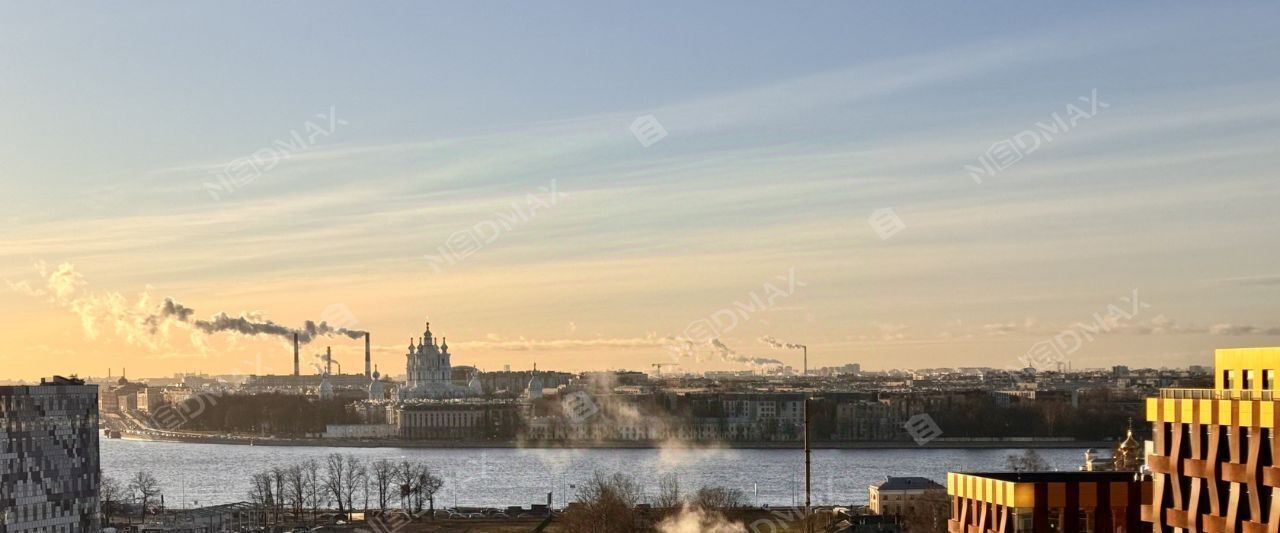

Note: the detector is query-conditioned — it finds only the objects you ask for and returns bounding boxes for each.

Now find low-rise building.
[947,471,1150,532]
[869,476,945,517]
[391,400,519,440]
[137,386,167,413]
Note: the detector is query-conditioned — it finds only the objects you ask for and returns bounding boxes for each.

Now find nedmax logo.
[561,391,600,425]
[203,106,348,201]
[681,268,806,344]
[868,207,906,240]
[966,89,1109,184]
[629,114,668,147]
[320,303,359,330]
[904,413,943,445]
[148,391,224,431]
[1020,289,1151,369]
[424,179,565,274]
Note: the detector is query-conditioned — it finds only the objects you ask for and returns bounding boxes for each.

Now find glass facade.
[0,379,100,533]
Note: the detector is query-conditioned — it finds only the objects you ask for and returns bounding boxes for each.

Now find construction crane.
[651,363,674,377]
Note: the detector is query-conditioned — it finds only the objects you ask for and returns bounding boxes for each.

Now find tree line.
[246,454,444,526]
[98,455,444,528]
[174,393,359,435]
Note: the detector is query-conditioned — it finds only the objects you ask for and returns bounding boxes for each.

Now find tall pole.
[804,397,812,533]
[803,345,808,376]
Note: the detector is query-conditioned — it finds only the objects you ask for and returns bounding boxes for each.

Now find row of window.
[1223,369,1277,390]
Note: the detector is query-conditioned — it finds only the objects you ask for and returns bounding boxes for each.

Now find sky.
[2,2,1279,381]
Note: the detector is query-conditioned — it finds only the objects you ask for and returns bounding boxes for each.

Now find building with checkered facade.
[0,376,100,533]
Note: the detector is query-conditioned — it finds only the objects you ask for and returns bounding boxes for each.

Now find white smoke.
[656,505,746,533]
[710,339,783,367]
[758,335,805,350]
[7,262,367,350]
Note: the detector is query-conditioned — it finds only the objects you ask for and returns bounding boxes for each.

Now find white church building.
[395,321,482,400]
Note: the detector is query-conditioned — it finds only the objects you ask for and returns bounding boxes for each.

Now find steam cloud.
[758,335,805,350]
[8,262,366,349]
[311,351,340,374]
[656,505,746,533]
[710,339,783,367]
[144,298,196,334]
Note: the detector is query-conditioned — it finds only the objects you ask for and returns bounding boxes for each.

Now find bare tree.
[901,488,950,533]
[341,454,366,515]
[127,471,162,520]
[100,475,123,525]
[391,460,444,516]
[1006,449,1051,472]
[690,486,744,511]
[655,473,681,510]
[285,464,307,519]
[271,466,287,523]
[324,453,349,516]
[417,465,444,519]
[560,472,643,533]
[395,460,417,512]
[371,459,397,513]
[362,471,371,518]
[248,471,276,525]
[302,458,322,524]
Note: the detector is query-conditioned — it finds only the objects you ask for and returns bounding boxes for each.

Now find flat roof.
[954,471,1139,483]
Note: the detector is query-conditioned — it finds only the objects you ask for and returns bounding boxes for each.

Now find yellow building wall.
[1214,347,1280,390]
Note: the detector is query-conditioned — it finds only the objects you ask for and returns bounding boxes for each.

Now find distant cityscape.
[5,318,1256,533]
[44,320,1205,449]
[4,3,1276,532]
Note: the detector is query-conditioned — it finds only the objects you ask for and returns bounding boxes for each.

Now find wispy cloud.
[1217,275,1280,287]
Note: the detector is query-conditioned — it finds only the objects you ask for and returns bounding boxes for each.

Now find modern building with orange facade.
[1144,347,1280,531]
[947,471,1150,532]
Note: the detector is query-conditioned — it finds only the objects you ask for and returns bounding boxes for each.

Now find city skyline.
[4,3,1280,380]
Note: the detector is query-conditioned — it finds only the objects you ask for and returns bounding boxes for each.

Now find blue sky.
[2,2,1279,378]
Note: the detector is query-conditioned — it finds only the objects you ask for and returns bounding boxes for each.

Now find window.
[1224,370,1235,389]
[1245,370,1255,390]
[1266,370,1275,390]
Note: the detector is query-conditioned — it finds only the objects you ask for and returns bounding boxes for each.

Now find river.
[101,438,1091,509]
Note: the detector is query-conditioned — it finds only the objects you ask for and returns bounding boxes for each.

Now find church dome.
[1118,419,1140,453]
[527,371,544,400]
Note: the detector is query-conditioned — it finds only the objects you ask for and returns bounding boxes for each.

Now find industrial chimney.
[293,333,300,376]
[365,333,372,378]
[326,346,332,376]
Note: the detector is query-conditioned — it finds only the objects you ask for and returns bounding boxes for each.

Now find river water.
[101,439,1090,509]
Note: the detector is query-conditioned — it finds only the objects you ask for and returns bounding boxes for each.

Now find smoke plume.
[161,303,366,345]
[311,352,340,374]
[7,262,367,349]
[710,339,783,367]
[144,298,197,334]
[758,335,805,350]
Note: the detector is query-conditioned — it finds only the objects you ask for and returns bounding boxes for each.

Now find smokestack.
[294,333,300,376]
[365,333,372,378]
[326,346,332,375]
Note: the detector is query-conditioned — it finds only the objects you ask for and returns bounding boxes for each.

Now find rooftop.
[874,476,944,491]
[954,471,1140,483]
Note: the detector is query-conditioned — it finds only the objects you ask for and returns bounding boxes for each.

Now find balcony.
[1158,388,1277,401]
